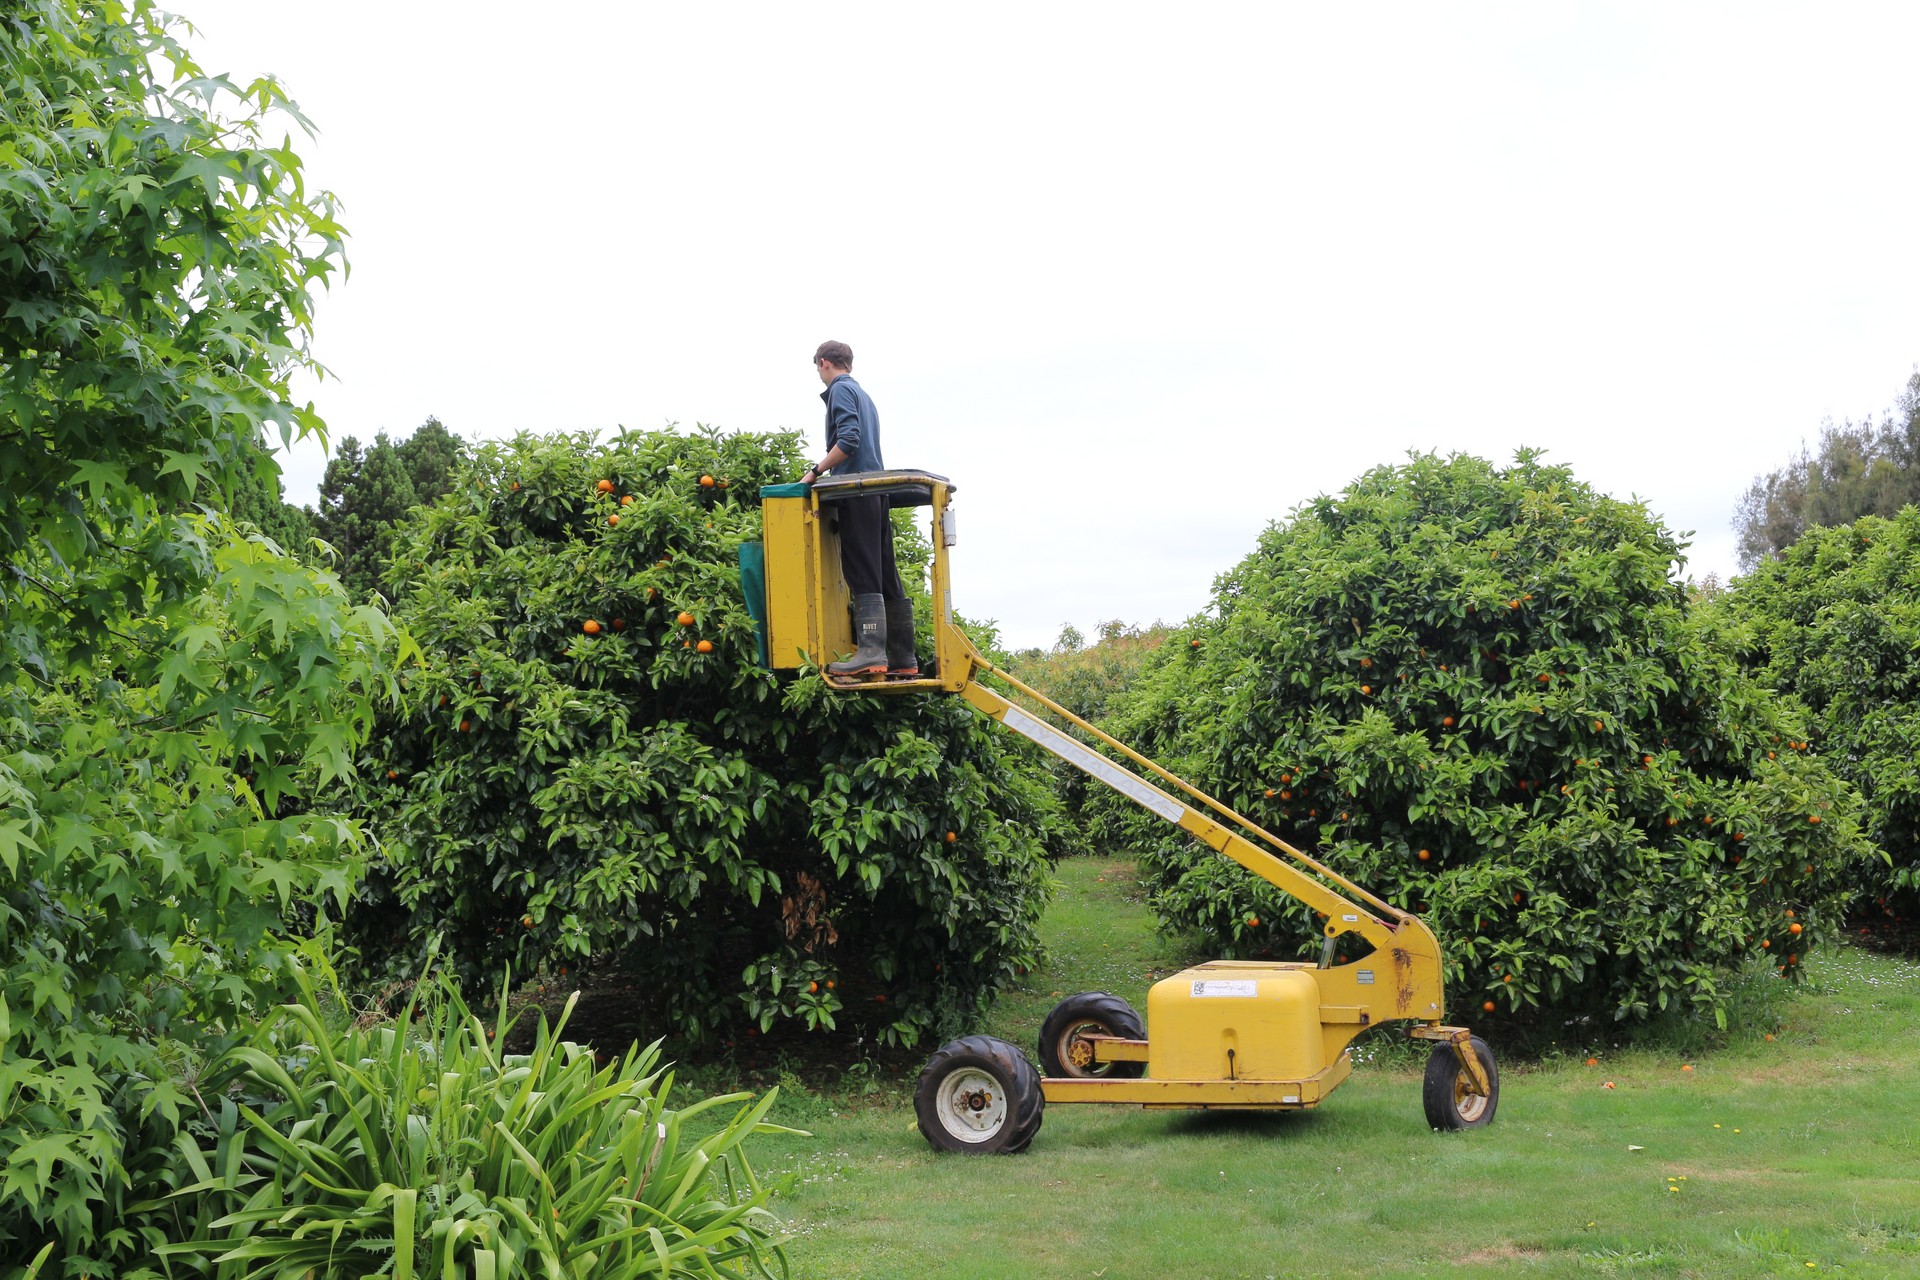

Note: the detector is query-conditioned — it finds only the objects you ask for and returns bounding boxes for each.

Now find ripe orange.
[608,514,620,526]
[1442,715,1455,727]
[700,474,715,488]
[808,981,819,993]
[437,694,447,707]
[1264,788,1276,798]
[611,618,626,631]
[1503,974,1512,983]
[1734,832,1745,841]
[1784,910,1795,918]
[596,479,614,493]
[1359,657,1372,669]
[1537,673,1550,683]
[946,831,957,843]
[1483,1000,1496,1013]
[1280,789,1292,800]
[1681,1064,1694,1072]
[826,979,836,990]
[1247,916,1260,927]
[1807,814,1821,824]
[621,494,633,506]
[459,719,472,732]
[695,639,714,654]
[583,619,601,635]
[1359,684,1372,696]
[1585,1056,1599,1066]
[510,481,520,492]
[676,611,695,626]
[1760,939,1771,949]
[1593,719,1604,732]
[1788,922,1802,935]
[1508,599,1519,609]
[1417,849,1431,861]
[1190,639,1201,648]
[521,914,533,927]
[386,769,398,780]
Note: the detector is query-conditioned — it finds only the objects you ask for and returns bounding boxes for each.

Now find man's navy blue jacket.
[820,374,884,474]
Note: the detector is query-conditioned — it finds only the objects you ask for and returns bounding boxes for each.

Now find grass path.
[755,857,1920,1279]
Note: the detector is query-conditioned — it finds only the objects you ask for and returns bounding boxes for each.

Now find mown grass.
[750,857,1920,1279]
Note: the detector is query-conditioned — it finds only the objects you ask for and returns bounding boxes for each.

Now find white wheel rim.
[934,1067,1008,1143]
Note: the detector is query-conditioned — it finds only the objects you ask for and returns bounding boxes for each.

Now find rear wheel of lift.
[1423,1035,1499,1130]
[914,1035,1045,1154]
[1038,991,1146,1079]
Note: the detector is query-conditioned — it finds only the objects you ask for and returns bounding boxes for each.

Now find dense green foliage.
[1722,506,1920,917]
[1735,367,1920,568]
[153,962,792,1278]
[0,2,405,1268]
[340,426,1058,1048]
[311,417,469,598]
[1099,452,1870,1032]
[1004,621,1171,858]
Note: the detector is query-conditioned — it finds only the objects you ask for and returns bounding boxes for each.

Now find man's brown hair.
[814,340,853,370]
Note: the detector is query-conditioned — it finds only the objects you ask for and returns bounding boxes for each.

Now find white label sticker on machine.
[1190,980,1258,998]
[1355,970,1376,985]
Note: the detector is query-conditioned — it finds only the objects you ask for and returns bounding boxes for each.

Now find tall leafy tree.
[311,417,467,597]
[1735,368,1920,568]
[1,1,400,1265]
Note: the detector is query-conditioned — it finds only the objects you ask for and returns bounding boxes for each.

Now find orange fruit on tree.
[946,831,957,843]
[386,769,398,780]
[608,514,620,526]
[1247,916,1260,927]
[621,494,633,505]
[1359,684,1372,696]
[1482,1000,1496,1013]
[583,619,601,635]
[1359,657,1372,668]
[459,719,472,732]
[1264,788,1275,798]
[1808,814,1821,824]
[676,611,695,626]
[1417,848,1430,861]
[596,479,614,493]
[510,480,520,491]
[808,981,819,993]
[611,618,626,631]
[700,474,715,488]
[1442,715,1455,727]
[521,915,533,927]
[1788,922,1802,935]
[695,639,714,654]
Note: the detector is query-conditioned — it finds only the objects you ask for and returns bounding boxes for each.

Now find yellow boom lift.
[745,470,1498,1152]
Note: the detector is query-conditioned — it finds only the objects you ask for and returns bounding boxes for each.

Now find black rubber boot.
[886,598,919,678]
[828,593,888,678]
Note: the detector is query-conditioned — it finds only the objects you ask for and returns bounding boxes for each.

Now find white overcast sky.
[183,2,1920,650]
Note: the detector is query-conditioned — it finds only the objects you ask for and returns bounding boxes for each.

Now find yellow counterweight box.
[1146,962,1328,1083]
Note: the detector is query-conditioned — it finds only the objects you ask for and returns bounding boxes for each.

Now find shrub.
[1721,506,1920,919]
[339,426,1057,1047]
[1099,452,1871,1032]
[154,962,793,1279]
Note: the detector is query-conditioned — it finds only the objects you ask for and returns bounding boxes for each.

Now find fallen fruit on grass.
[1586,1057,1599,1066]
[1603,1081,1616,1089]
[1681,1064,1694,1072]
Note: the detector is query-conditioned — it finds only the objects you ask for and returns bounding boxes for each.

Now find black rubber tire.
[1423,1035,1500,1130]
[1037,991,1147,1079]
[913,1035,1046,1154]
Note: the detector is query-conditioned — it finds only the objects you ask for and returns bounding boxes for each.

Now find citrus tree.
[340,426,1058,1048]
[1098,452,1870,1034]
[1,1,402,1268]
[1721,506,1920,924]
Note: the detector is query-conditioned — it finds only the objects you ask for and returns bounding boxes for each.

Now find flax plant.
[157,963,798,1278]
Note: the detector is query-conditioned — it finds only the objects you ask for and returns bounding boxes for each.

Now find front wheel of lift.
[1423,1034,1499,1130]
[913,1035,1045,1154]
[1038,991,1146,1079]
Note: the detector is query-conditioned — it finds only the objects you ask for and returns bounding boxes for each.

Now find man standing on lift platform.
[801,340,917,680]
